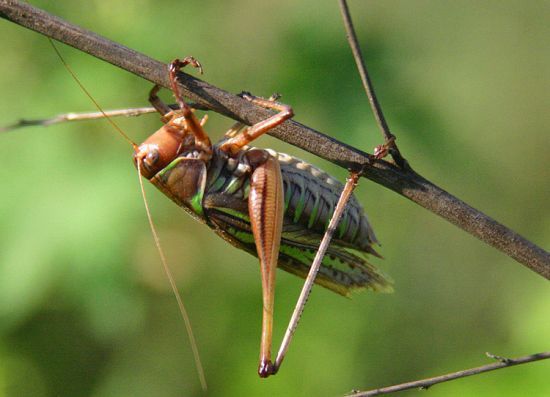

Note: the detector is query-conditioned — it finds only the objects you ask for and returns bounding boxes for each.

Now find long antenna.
[49,38,207,392]
[48,39,137,149]
[137,162,207,392]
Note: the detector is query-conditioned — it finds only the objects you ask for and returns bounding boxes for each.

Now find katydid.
[4,52,392,379]
[133,57,392,377]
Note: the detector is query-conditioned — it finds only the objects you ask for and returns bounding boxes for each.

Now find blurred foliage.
[0,1,549,396]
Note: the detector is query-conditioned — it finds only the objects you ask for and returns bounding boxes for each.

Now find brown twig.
[0,107,159,132]
[347,351,550,396]
[1,0,549,278]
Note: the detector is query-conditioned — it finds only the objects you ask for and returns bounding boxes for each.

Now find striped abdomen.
[203,146,391,296]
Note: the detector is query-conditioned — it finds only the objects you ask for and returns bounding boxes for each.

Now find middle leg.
[219,93,294,155]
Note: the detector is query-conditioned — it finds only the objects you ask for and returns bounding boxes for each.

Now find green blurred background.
[1,1,548,396]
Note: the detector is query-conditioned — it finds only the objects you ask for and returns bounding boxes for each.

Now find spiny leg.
[219,92,294,154]
[222,94,281,139]
[224,121,246,138]
[245,149,285,377]
[134,57,212,179]
[272,172,361,375]
[149,84,209,127]
[149,84,172,116]
[168,57,212,155]
[217,93,293,376]
[373,135,396,159]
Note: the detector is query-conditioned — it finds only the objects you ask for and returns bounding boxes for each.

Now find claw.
[238,91,281,103]
[239,91,253,101]
[175,56,203,75]
[373,136,396,159]
[373,144,388,159]
[258,359,277,378]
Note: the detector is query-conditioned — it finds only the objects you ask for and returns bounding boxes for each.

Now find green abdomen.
[201,147,390,296]
[203,147,378,252]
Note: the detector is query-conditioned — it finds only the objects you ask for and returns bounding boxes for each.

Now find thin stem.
[1,0,549,279]
[0,107,158,133]
[348,351,550,396]
[0,102,210,133]
[337,0,406,168]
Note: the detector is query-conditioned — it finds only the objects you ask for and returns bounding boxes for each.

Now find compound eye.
[144,149,160,170]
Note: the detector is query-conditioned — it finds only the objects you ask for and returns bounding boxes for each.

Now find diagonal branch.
[347,351,550,396]
[1,0,549,278]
